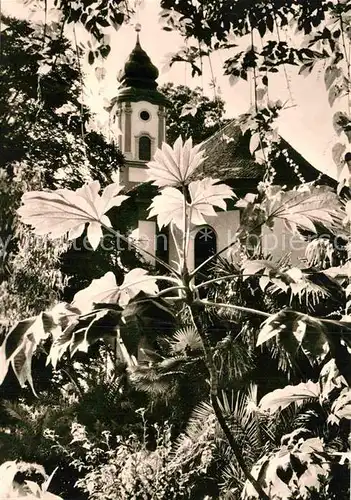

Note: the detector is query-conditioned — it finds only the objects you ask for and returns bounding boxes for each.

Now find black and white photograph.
[0,0,350,498]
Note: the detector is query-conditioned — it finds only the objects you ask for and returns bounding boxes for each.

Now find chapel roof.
[197,120,335,190]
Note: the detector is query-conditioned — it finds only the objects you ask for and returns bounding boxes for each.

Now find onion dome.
[116,24,169,107]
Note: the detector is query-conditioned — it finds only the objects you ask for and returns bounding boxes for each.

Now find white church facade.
[110,27,334,273]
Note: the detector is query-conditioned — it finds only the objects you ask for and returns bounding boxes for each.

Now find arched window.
[139,135,151,161]
[156,227,169,270]
[194,226,217,285]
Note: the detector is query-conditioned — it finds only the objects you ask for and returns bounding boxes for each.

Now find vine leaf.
[259,381,320,413]
[146,136,206,187]
[149,178,234,229]
[17,181,128,250]
[324,65,341,90]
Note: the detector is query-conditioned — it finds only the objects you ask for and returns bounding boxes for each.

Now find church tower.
[113,24,169,187]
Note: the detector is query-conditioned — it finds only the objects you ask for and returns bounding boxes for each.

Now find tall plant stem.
[187,301,270,500]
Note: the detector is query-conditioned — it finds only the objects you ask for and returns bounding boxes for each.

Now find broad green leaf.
[148,178,234,229]
[0,313,54,390]
[24,480,41,497]
[72,272,120,313]
[17,181,128,250]
[4,317,37,360]
[329,84,343,107]
[180,103,198,117]
[332,142,346,167]
[319,359,347,401]
[241,259,275,280]
[11,336,37,395]
[323,262,351,279]
[0,344,9,386]
[0,462,21,497]
[259,381,320,413]
[146,136,206,187]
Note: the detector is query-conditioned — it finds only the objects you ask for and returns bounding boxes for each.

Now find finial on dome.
[135,23,141,43]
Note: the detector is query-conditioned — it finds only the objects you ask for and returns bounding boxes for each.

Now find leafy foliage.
[160,83,229,145]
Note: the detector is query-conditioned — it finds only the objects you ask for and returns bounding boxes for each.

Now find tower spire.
[135,22,141,44]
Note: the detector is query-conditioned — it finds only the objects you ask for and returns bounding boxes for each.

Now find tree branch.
[198,299,271,318]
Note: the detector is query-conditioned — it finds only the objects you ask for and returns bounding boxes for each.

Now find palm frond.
[168,326,203,355]
[214,332,254,382]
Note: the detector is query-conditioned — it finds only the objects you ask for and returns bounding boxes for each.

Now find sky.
[3,0,348,180]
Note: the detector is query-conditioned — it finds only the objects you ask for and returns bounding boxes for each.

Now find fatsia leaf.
[261,184,343,234]
[48,308,122,367]
[118,268,159,307]
[148,178,234,230]
[148,187,185,229]
[259,381,320,413]
[188,178,235,225]
[17,181,128,250]
[146,136,206,187]
[72,269,159,313]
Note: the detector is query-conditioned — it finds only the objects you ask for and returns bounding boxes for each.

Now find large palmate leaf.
[147,136,206,187]
[259,381,320,413]
[17,181,128,249]
[188,178,235,225]
[72,268,159,313]
[261,184,343,234]
[148,178,234,229]
[242,259,331,307]
[148,187,185,229]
